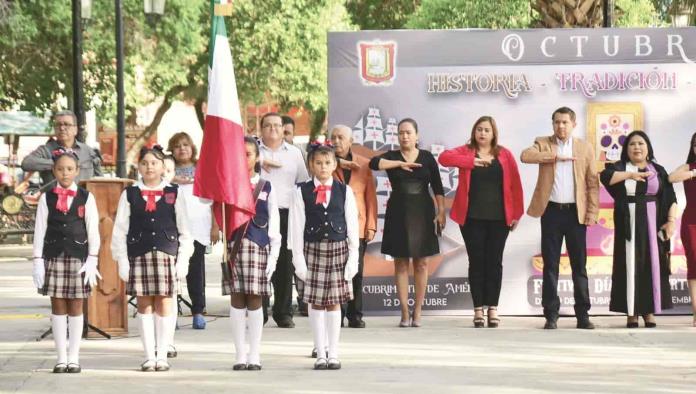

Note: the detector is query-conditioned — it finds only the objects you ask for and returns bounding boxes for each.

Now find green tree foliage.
[0,0,208,126]
[616,0,664,27]
[406,0,533,29]
[228,0,353,124]
[345,0,421,29]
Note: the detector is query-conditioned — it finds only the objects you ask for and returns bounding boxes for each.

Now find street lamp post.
[74,1,165,177]
[71,0,91,142]
[116,0,166,178]
[602,0,615,28]
[115,0,126,177]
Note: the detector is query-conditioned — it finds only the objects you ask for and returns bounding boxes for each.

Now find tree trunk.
[125,84,186,166]
[532,0,604,27]
[194,97,205,130]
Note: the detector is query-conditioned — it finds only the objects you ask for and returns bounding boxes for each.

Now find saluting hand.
[474,158,492,167]
[399,161,422,172]
[629,171,652,182]
[339,158,361,171]
[555,155,576,162]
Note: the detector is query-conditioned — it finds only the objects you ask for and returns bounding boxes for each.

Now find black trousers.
[186,241,207,315]
[271,208,294,323]
[540,203,591,321]
[342,239,367,322]
[460,219,509,308]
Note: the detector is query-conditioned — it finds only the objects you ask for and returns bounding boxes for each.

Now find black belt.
[547,201,576,210]
[392,182,428,195]
[626,195,657,204]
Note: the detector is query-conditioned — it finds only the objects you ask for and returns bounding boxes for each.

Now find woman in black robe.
[600,131,677,328]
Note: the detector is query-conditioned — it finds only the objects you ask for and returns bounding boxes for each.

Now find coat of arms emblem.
[358,41,396,86]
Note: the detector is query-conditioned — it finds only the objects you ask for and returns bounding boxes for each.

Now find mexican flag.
[194,0,254,237]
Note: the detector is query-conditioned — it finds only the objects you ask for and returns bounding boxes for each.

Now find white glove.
[176,254,189,281]
[344,259,358,282]
[265,257,277,279]
[293,258,307,283]
[32,258,45,289]
[78,256,102,287]
[118,258,130,282]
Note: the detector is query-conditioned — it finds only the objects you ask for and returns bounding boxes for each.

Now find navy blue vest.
[238,181,272,247]
[300,181,347,242]
[43,187,89,261]
[126,185,179,258]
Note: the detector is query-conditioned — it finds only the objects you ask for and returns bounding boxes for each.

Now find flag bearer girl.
[289,144,359,370]
[111,145,192,372]
[223,136,280,371]
[32,148,101,373]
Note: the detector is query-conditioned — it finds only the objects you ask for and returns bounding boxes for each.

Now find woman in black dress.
[369,118,445,327]
[600,131,677,328]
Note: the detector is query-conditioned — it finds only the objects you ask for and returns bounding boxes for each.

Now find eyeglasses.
[54,122,76,129]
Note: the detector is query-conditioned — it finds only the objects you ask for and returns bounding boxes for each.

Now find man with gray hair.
[330,124,377,328]
[22,110,102,187]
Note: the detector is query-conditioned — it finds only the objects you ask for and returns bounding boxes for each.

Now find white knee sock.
[229,306,247,364]
[247,308,263,365]
[325,310,341,359]
[139,313,156,361]
[154,313,171,362]
[51,314,68,364]
[168,296,177,348]
[310,308,326,359]
[308,307,317,350]
[67,315,83,365]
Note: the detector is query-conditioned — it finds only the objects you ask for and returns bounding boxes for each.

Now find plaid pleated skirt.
[302,240,353,307]
[126,251,180,296]
[38,254,90,299]
[222,238,271,296]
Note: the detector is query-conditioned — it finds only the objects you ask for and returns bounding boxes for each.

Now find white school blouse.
[32,182,100,259]
[288,177,359,273]
[110,180,193,264]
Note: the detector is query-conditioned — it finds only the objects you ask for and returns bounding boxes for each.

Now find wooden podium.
[80,178,134,338]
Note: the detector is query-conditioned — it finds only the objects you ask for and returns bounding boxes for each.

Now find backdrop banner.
[328,27,696,316]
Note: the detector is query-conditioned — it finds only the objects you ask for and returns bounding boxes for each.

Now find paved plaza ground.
[1,245,695,393]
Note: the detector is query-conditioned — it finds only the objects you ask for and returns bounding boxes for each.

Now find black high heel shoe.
[473,307,485,328]
[626,316,639,328]
[487,306,500,328]
[642,314,657,328]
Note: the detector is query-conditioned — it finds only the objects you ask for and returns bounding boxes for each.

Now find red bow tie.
[53,187,76,213]
[141,190,163,212]
[314,184,331,205]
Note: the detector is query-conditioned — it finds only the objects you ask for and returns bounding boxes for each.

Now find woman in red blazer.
[438,116,524,328]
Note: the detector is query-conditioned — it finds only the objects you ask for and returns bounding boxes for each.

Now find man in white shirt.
[259,112,310,328]
[521,107,599,330]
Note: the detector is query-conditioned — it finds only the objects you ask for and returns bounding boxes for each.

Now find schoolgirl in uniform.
[32,148,101,373]
[289,144,359,370]
[223,136,280,371]
[111,145,192,372]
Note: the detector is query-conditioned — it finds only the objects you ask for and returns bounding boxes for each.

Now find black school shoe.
[66,363,81,373]
[247,364,262,371]
[52,363,68,373]
[167,345,177,358]
[276,319,295,328]
[543,319,558,329]
[348,319,366,328]
[576,318,595,330]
